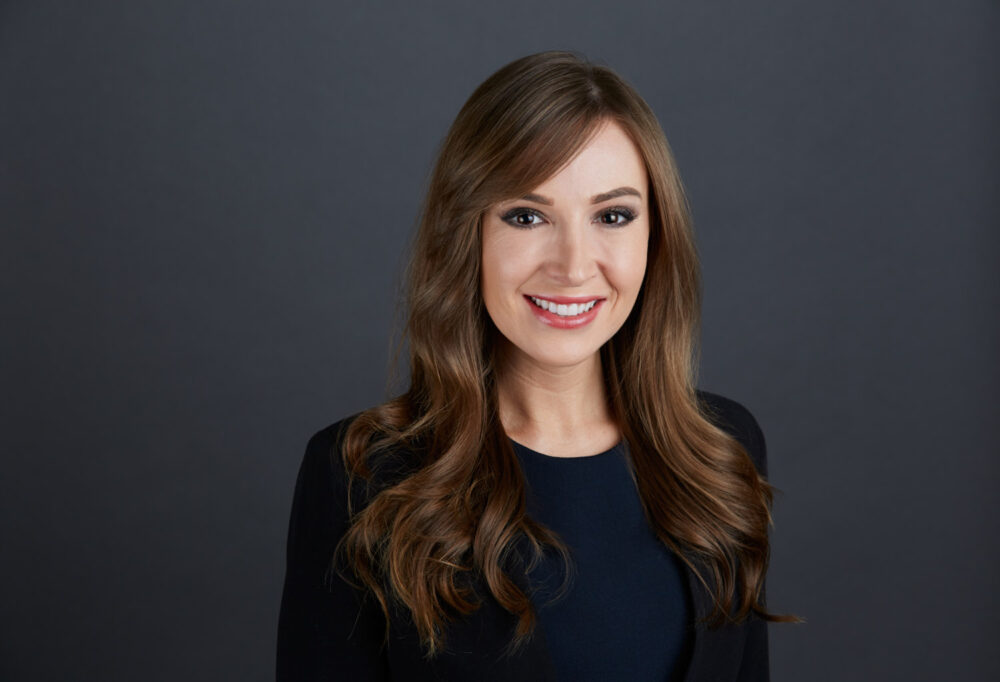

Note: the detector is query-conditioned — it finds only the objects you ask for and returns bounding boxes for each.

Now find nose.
[545,221,596,286]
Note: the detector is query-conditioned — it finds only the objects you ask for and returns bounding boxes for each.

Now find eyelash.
[499,206,638,229]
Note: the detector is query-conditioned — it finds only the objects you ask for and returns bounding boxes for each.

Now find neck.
[493,341,619,457]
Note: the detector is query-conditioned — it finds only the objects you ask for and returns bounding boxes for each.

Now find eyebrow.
[519,186,643,206]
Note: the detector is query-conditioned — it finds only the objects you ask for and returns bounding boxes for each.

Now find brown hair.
[335,50,796,659]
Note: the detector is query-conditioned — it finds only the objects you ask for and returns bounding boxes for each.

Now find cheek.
[480,249,500,309]
[481,234,517,312]
[633,246,649,288]
[609,233,649,295]
[481,231,535,302]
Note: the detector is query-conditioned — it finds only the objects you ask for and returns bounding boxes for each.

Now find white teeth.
[529,297,600,317]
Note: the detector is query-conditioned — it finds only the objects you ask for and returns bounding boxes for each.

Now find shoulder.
[304,413,362,463]
[695,389,768,478]
[301,413,363,477]
[297,411,419,509]
[291,413,368,519]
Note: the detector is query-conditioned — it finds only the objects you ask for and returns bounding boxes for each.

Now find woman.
[277,50,795,681]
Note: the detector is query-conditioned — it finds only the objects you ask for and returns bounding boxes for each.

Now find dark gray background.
[2,1,997,680]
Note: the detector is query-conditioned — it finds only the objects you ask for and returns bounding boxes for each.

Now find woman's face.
[481,119,649,373]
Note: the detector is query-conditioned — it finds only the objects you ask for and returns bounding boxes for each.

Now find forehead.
[528,120,647,200]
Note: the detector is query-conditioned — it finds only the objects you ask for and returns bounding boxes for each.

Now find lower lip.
[524,296,605,329]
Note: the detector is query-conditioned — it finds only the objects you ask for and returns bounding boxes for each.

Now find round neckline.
[508,436,623,461]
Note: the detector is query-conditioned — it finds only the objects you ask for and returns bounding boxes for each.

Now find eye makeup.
[499,206,639,229]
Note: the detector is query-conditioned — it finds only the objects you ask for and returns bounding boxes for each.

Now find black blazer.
[277,390,771,681]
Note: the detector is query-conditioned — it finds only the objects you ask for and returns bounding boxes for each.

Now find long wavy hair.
[334,50,795,659]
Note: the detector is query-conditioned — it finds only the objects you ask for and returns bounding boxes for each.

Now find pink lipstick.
[524,294,605,329]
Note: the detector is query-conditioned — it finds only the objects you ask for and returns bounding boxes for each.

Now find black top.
[276,389,771,681]
[511,437,693,682]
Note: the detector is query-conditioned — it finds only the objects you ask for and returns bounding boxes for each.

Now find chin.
[524,344,602,369]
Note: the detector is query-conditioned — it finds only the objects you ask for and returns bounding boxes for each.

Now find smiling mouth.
[527,295,603,317]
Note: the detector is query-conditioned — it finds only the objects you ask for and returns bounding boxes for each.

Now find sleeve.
[736,407,770,682]
[276,424,390,681]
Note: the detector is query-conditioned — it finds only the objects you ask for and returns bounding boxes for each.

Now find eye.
[500,208,546,229]
[598,207,637,227]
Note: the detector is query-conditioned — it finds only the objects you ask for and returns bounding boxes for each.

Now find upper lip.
[525,294,606,304]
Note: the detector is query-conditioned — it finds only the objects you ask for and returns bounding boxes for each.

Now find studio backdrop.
[2,1,997,680]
